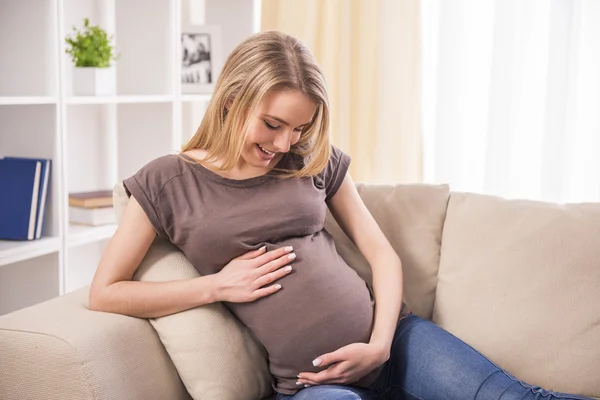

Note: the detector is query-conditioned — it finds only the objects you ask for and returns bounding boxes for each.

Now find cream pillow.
[112,183,273,400]
[324,183,450,319]
[434,192,600,398]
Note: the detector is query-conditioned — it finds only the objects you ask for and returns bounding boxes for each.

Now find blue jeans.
[276,314,592,400]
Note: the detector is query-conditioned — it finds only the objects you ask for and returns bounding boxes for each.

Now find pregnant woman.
[89,31,592,400]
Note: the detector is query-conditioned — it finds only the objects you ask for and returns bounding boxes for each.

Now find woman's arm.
[89,196,219,318]
[89,196,294,318]
[327,174,403,357]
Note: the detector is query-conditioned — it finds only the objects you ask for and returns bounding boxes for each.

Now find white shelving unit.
[0,0,261,316]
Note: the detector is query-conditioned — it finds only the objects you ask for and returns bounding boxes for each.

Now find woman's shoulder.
[314,144,351,177]
[125,153,190,195]
[327,144,350,164]
[136,153,188,176]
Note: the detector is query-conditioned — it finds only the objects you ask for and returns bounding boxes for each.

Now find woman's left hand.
[296,342,389,386]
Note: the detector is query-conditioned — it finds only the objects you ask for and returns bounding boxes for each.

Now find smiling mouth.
[257,144,276,155]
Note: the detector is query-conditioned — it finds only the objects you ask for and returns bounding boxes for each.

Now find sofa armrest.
[0,286,191,400]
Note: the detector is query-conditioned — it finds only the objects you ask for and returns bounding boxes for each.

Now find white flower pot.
[72,67,115,96]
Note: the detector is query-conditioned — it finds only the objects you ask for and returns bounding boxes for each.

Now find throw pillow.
[113,183,273,400]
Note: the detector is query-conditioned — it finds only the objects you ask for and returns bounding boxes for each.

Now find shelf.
[0,97,57,105]
[181,94,213,102]
[0,237,61,267]
[68,224,117,248]
[66,95,174,105]
[0,0,259,316]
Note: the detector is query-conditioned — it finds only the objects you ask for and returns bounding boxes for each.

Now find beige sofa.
[1,183,599,399]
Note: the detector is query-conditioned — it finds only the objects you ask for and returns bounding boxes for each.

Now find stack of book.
[0,156,52,241]
[69,190,116,226]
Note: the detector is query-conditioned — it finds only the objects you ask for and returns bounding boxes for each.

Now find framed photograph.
[181,24,223,94]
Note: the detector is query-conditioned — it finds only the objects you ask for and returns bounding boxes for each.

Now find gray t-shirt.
[123,145,381,394]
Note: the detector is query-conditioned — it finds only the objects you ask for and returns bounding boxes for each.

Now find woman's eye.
[264,121,280,130]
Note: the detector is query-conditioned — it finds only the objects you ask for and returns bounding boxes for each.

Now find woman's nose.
[273,130,292,153]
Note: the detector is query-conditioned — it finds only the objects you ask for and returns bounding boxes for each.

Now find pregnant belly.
[224,232,375,394]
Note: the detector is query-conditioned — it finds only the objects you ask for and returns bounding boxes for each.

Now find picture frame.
[181,24,223,94]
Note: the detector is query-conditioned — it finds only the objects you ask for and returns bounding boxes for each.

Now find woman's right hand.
[212,246,296,303]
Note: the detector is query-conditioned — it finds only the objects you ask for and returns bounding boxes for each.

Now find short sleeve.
[321,144,352,201]
[122,160,169,239]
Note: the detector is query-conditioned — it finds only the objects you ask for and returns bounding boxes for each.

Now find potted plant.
[64,18,119,96]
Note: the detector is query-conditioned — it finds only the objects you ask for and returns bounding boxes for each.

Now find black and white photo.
[182,33,212,84]
[181,25,222,94]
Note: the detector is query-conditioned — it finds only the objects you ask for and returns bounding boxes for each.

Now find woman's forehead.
[257,90,318,124]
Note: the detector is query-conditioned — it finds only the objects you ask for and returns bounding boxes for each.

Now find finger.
[299,371,334,384]
[253,265,293,289]
[237,246,267,260]
[300,370,349,386]
[257,251,296,275]
[296,378,320,387]
[297,378,339,386]
[251,283,282,300]
[296,374,322,386]
[300,361,353,383]
[254,245,295,266]
[312,350,345,368]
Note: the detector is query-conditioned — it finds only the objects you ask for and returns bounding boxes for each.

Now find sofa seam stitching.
[431,189,452,319]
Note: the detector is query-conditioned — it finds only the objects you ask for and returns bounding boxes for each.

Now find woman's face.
[239,89,317,169]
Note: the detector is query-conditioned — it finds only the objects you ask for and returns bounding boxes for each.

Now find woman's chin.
[240,154,272,170]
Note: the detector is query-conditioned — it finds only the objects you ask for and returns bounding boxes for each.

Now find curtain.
[261,0,422,183]
[422,0,600,202]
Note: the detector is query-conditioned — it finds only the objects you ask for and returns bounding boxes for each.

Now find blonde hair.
[180,30,331,179]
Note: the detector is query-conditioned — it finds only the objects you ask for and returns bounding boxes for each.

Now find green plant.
[64,18,119,67]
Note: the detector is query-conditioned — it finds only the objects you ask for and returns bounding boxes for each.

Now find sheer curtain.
[421,0,600,202]
[261,0,422,183]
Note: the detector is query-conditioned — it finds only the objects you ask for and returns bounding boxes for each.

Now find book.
[3,157,52,239]
[0,158,42,240]
[69,205,116,226]
[69,190,113,208]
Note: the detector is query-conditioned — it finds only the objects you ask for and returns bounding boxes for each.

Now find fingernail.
[275,284,282,290]
[304,385,311,388]
[284,246,293,252]
[288,253,296,260]
[259,246,266,251]
[297,374,301,378]
[312,358,322,366]
[285,266,292,272]
[296,381,302,385]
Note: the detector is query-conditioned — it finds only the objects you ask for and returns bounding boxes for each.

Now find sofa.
[1,182,599,400]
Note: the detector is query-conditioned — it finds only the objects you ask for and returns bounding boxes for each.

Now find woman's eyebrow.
[262,114,310,127]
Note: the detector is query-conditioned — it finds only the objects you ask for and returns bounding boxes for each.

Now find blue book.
[3,157,52,239]
[0,158,43,240]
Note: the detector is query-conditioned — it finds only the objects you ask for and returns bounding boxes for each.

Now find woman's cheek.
[291,132,301,145]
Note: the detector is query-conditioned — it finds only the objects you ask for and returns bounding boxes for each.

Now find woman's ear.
[225,98,234,111]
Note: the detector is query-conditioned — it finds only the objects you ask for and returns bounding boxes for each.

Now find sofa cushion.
[434,192,600,398]
[0,287,192,400]
[113,183,273,400]
[324,183,450,319]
